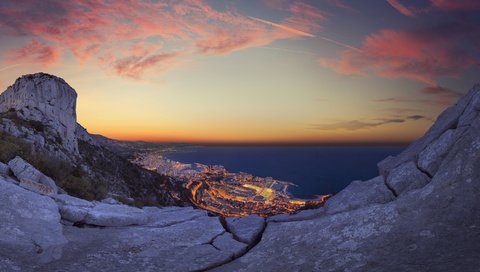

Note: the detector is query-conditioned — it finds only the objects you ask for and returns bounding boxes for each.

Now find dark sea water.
[165,146,405,198]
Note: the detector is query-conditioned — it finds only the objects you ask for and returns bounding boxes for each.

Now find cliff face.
[0,73,79,154]
[0,73,178,206]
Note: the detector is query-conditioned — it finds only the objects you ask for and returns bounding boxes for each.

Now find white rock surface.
[386,161,430,196]
[225,215,265,244]
[0,176,67,264]
[8,156,58,194]
[0,162,10,175]
[324,176,394,214]
[0,73,79,154]
[83,203,149,227]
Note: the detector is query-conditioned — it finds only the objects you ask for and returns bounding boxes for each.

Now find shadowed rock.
[324,176,394,215]
[386,161,430,196]
[213,232,248,258]
[225,215,265,244]
[267,207,325,223]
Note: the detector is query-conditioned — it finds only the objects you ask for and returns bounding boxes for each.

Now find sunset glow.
[1,0,479,144]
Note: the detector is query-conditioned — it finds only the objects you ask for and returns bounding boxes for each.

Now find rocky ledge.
[1,80,480,272]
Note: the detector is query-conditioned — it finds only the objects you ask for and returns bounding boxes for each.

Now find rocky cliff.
[0,73,80,155]
[1,76,479,271]
[0,73,179,205]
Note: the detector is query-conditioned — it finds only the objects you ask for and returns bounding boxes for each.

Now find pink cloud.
[113,52,179,79]
[430,0,480,11]
[0,0,324,78]
[374,85,463,106]
[5,40,59,66]
[319,24,480,84]
[386,0,416,16]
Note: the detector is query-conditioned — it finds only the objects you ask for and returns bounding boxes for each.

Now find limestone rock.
[8,156,58,194]
[83,203,149,227]
[386,161,430,196]
[324,176,395,215]
[39,214,232,271]
[143,206,207,227]
[55,194,95,208]
[0,73,79,154]
[101,197,120,205]
[0,162,10,175]
[225,215,265,244]
[378,84,480,176]
[0,177,67,264]
[418,128,465,176]
[75,123,98,146]
[267,207,325,223]
[213,232,248,258]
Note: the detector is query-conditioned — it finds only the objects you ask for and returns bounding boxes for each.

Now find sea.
[165,145,406,199]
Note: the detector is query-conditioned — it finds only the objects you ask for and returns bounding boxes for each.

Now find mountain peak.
[0,72,79,154]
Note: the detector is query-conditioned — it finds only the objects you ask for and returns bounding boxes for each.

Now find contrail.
[315,35,361,51]
[249,16,315,38]
[250,16,361,51]
[258,46,319,56]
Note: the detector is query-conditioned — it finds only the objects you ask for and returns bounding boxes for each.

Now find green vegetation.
[31,155,107,201]
[0,130,106,200]
[0,110,46,132]
[0,131,32,163]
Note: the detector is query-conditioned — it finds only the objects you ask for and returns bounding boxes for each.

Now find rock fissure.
[204,217,268,271]
[383,178,398,197]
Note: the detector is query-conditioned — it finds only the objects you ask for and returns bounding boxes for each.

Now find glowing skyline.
[1,0,479,144]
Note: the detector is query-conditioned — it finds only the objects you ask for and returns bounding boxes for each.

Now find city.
[132,152,330,217]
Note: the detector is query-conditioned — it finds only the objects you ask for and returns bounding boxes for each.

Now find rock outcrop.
[0,73,177,205]
[213,84,480,271]
[8,156,58,195]
[0,177,67,265]
[0,73,79,155]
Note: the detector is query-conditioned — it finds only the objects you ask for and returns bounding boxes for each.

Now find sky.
[0,0,479,145]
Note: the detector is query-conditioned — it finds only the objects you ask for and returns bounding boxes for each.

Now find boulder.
[213,232,248,258]
[143,206,208,227]
[8,156,58,194]
[324,176,395,215]
[386,161,430,196]
[0,162,10,175]
[225,215,265,244]
[0,177,67,264]
[418,128,464,176]
[83,203,148,227]
[55,194,95,208]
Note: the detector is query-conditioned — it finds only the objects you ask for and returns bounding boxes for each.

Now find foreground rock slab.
[323,176,394,215]
[39,215,233,272]
[225,215,265,244]
[0,177,66,264]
